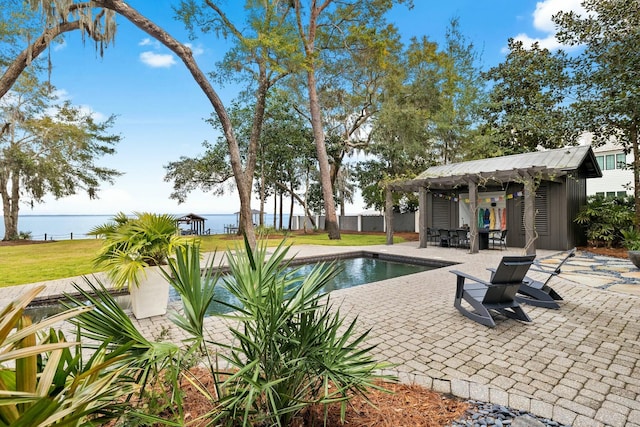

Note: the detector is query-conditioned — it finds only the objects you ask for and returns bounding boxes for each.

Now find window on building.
[605,154,615,170]
[617,191,627,197]
[596,152,627,170]
[606,191,616,198]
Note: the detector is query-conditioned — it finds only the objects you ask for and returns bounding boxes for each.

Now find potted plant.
[88,212,189,318]
[621,227,640,269]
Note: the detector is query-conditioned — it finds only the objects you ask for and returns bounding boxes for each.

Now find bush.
[87,212,189,288]
[0,286,135,426]
[69,239,392,426]
[574,195,635,247]
[212,237,392,426]
[621,227,640,251]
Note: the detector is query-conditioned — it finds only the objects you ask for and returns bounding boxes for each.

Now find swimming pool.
[173,252,452,315]
[25,252,452,319]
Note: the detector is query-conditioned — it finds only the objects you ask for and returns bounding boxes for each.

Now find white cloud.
[532,0,584,33]
[509,33,563,51]
[138,38,159,48]
[139,51,176,68]
[508,0,586,51]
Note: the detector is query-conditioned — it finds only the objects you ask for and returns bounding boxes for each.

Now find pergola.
[384,146,602,254]
[176,213,208,235]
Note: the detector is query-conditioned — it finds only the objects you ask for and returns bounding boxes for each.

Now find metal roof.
[389,146,602,191]
[416,146,601,179]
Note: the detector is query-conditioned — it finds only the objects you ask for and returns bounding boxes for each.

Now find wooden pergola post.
[468,179,479,254]
[523,173,537,255]
[385,186,394,245]
[418,187,428,248]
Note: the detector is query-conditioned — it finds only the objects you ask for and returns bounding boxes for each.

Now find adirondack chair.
[514,248,576,309]
[451,255,536,327]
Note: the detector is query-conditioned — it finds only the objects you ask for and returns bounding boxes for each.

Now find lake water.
[2,214,291,241]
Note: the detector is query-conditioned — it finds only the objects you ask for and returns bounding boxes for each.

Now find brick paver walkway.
[7,243,640,427]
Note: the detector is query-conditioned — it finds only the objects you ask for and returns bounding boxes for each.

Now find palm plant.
[210,237,393,426]
[65,278,184,426]
[62,239,392,426]
[87,211,189,288]
[0,286,136,426]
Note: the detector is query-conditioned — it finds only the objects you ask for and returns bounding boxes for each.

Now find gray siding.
[506,178,587,251]
[429,195,458,230]
[567,173,588,248]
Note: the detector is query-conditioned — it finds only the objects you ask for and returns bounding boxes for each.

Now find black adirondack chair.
[451,255,536,327]
[514,248,576,309]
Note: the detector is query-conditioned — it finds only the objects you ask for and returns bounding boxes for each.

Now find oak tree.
[0,74,120,240]
[554,0,640,226]
[480,39,574,156]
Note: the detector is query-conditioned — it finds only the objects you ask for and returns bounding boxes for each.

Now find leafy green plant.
[210,236,393,426]
[574,195,635,247]
[58,240,392,426]
[621,227,640,251]
[0,286,135,426]
[65,278,183,426]
[87,212,190,289]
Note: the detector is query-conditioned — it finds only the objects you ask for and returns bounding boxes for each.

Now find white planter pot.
[129,266,170,319]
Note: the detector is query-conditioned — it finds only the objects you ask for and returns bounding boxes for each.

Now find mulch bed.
[123,367,470,427]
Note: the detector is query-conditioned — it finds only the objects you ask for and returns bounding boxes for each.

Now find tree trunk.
[279,190,283,230]
[273,192,277,229]
[295,1,340,240]
[274,181,316,228]
[0,22,82,100]
[97,0,260,247]
[1,170,20,241]
[289,185,294,230]
[259,146,265,227]
[307,71,340,239]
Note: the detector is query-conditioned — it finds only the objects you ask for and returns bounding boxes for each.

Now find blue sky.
[29,0,583,215]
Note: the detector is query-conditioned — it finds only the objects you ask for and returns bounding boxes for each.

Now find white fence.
[290,212,417,233]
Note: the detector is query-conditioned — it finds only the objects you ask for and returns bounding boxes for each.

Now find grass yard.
[0,231,407,287]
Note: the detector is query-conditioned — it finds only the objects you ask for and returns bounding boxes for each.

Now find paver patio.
[7,243,640,426]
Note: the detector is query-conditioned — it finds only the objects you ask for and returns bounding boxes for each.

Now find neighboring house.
[580,135,634,197]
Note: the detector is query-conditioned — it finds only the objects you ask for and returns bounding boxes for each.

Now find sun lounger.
[451,255,536,327]
[514,248,576,309]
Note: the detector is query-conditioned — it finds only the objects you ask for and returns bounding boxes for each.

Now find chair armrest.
[529,265,560,276]
[450,270,491,287]
[523,277,544,290]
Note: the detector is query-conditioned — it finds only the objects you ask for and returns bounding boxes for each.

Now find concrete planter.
[628,251,640,269]
[129,266,170,319]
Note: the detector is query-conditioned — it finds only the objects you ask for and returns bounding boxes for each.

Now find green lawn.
[0,232,406,287]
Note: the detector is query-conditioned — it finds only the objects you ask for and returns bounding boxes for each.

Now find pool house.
[385,146,603,254]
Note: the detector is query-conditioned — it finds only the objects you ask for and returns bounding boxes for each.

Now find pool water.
[25,256,443,319]
[173,256,437,315]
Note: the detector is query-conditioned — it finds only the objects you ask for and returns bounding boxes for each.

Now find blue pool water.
[26,256,444,319]
[172,256,438,315]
